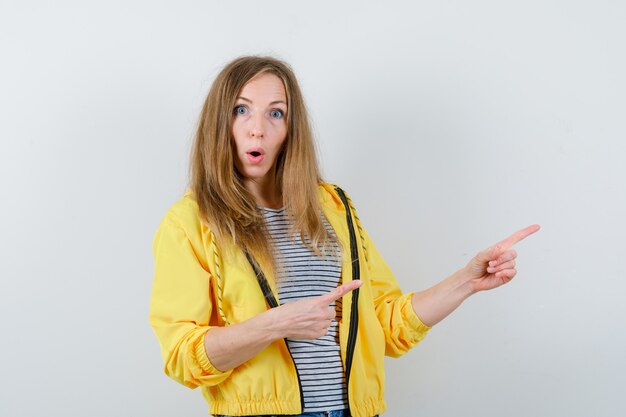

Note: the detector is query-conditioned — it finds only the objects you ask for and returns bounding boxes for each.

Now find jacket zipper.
[285,341,305,412]
[244,251,306,413]
[335,187,360,416]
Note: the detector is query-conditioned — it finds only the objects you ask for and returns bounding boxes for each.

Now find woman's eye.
[270,109,284,119]
[234,105,247,115]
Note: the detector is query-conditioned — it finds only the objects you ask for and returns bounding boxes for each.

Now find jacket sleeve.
[362,227,432,358]
[149,214,233,388]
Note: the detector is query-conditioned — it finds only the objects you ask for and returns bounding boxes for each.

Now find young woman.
[149,55,539,417]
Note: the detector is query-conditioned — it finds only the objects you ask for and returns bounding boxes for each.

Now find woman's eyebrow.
[237,96,287,106]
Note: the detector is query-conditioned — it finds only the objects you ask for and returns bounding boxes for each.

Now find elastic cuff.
[194,329,226,375]
[402,292,431,343]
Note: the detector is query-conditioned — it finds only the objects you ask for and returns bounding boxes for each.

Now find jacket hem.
[209,398,386,417]
[210,400,301,416]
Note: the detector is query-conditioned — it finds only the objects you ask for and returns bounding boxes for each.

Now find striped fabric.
[261,207,348,413]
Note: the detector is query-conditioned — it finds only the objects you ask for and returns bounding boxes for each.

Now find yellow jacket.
[149,183,430,417]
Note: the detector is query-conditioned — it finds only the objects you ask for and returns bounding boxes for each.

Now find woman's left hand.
[464,224,541,293]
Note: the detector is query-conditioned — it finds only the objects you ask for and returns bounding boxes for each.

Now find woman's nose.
[250,113,265,138]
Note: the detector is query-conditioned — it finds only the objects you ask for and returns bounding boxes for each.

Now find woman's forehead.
[238,72,287,103]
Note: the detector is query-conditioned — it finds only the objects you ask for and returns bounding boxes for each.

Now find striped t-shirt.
[261,207,347,413]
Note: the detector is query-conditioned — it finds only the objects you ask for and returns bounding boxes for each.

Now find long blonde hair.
[190,55,335,273]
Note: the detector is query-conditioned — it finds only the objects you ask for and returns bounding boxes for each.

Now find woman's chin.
[242,168,273,183]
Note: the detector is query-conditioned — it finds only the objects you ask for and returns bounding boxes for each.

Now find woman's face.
[231,72,288,185]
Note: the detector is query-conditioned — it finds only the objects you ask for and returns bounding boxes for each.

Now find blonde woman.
[149,56,539,417]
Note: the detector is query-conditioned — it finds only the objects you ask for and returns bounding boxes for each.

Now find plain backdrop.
[1,1,625,416]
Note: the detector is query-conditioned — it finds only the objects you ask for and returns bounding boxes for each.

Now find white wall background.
[1,1,624,416]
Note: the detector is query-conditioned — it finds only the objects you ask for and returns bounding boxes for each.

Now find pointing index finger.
[319,280,363,304]
[497,224,541,250]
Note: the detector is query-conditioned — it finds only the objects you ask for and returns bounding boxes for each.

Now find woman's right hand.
[204,279,362,372]
[265,280,363,340]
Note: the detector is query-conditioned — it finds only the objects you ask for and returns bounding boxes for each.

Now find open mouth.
[246,148,265,157]
[246,149,265,164]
